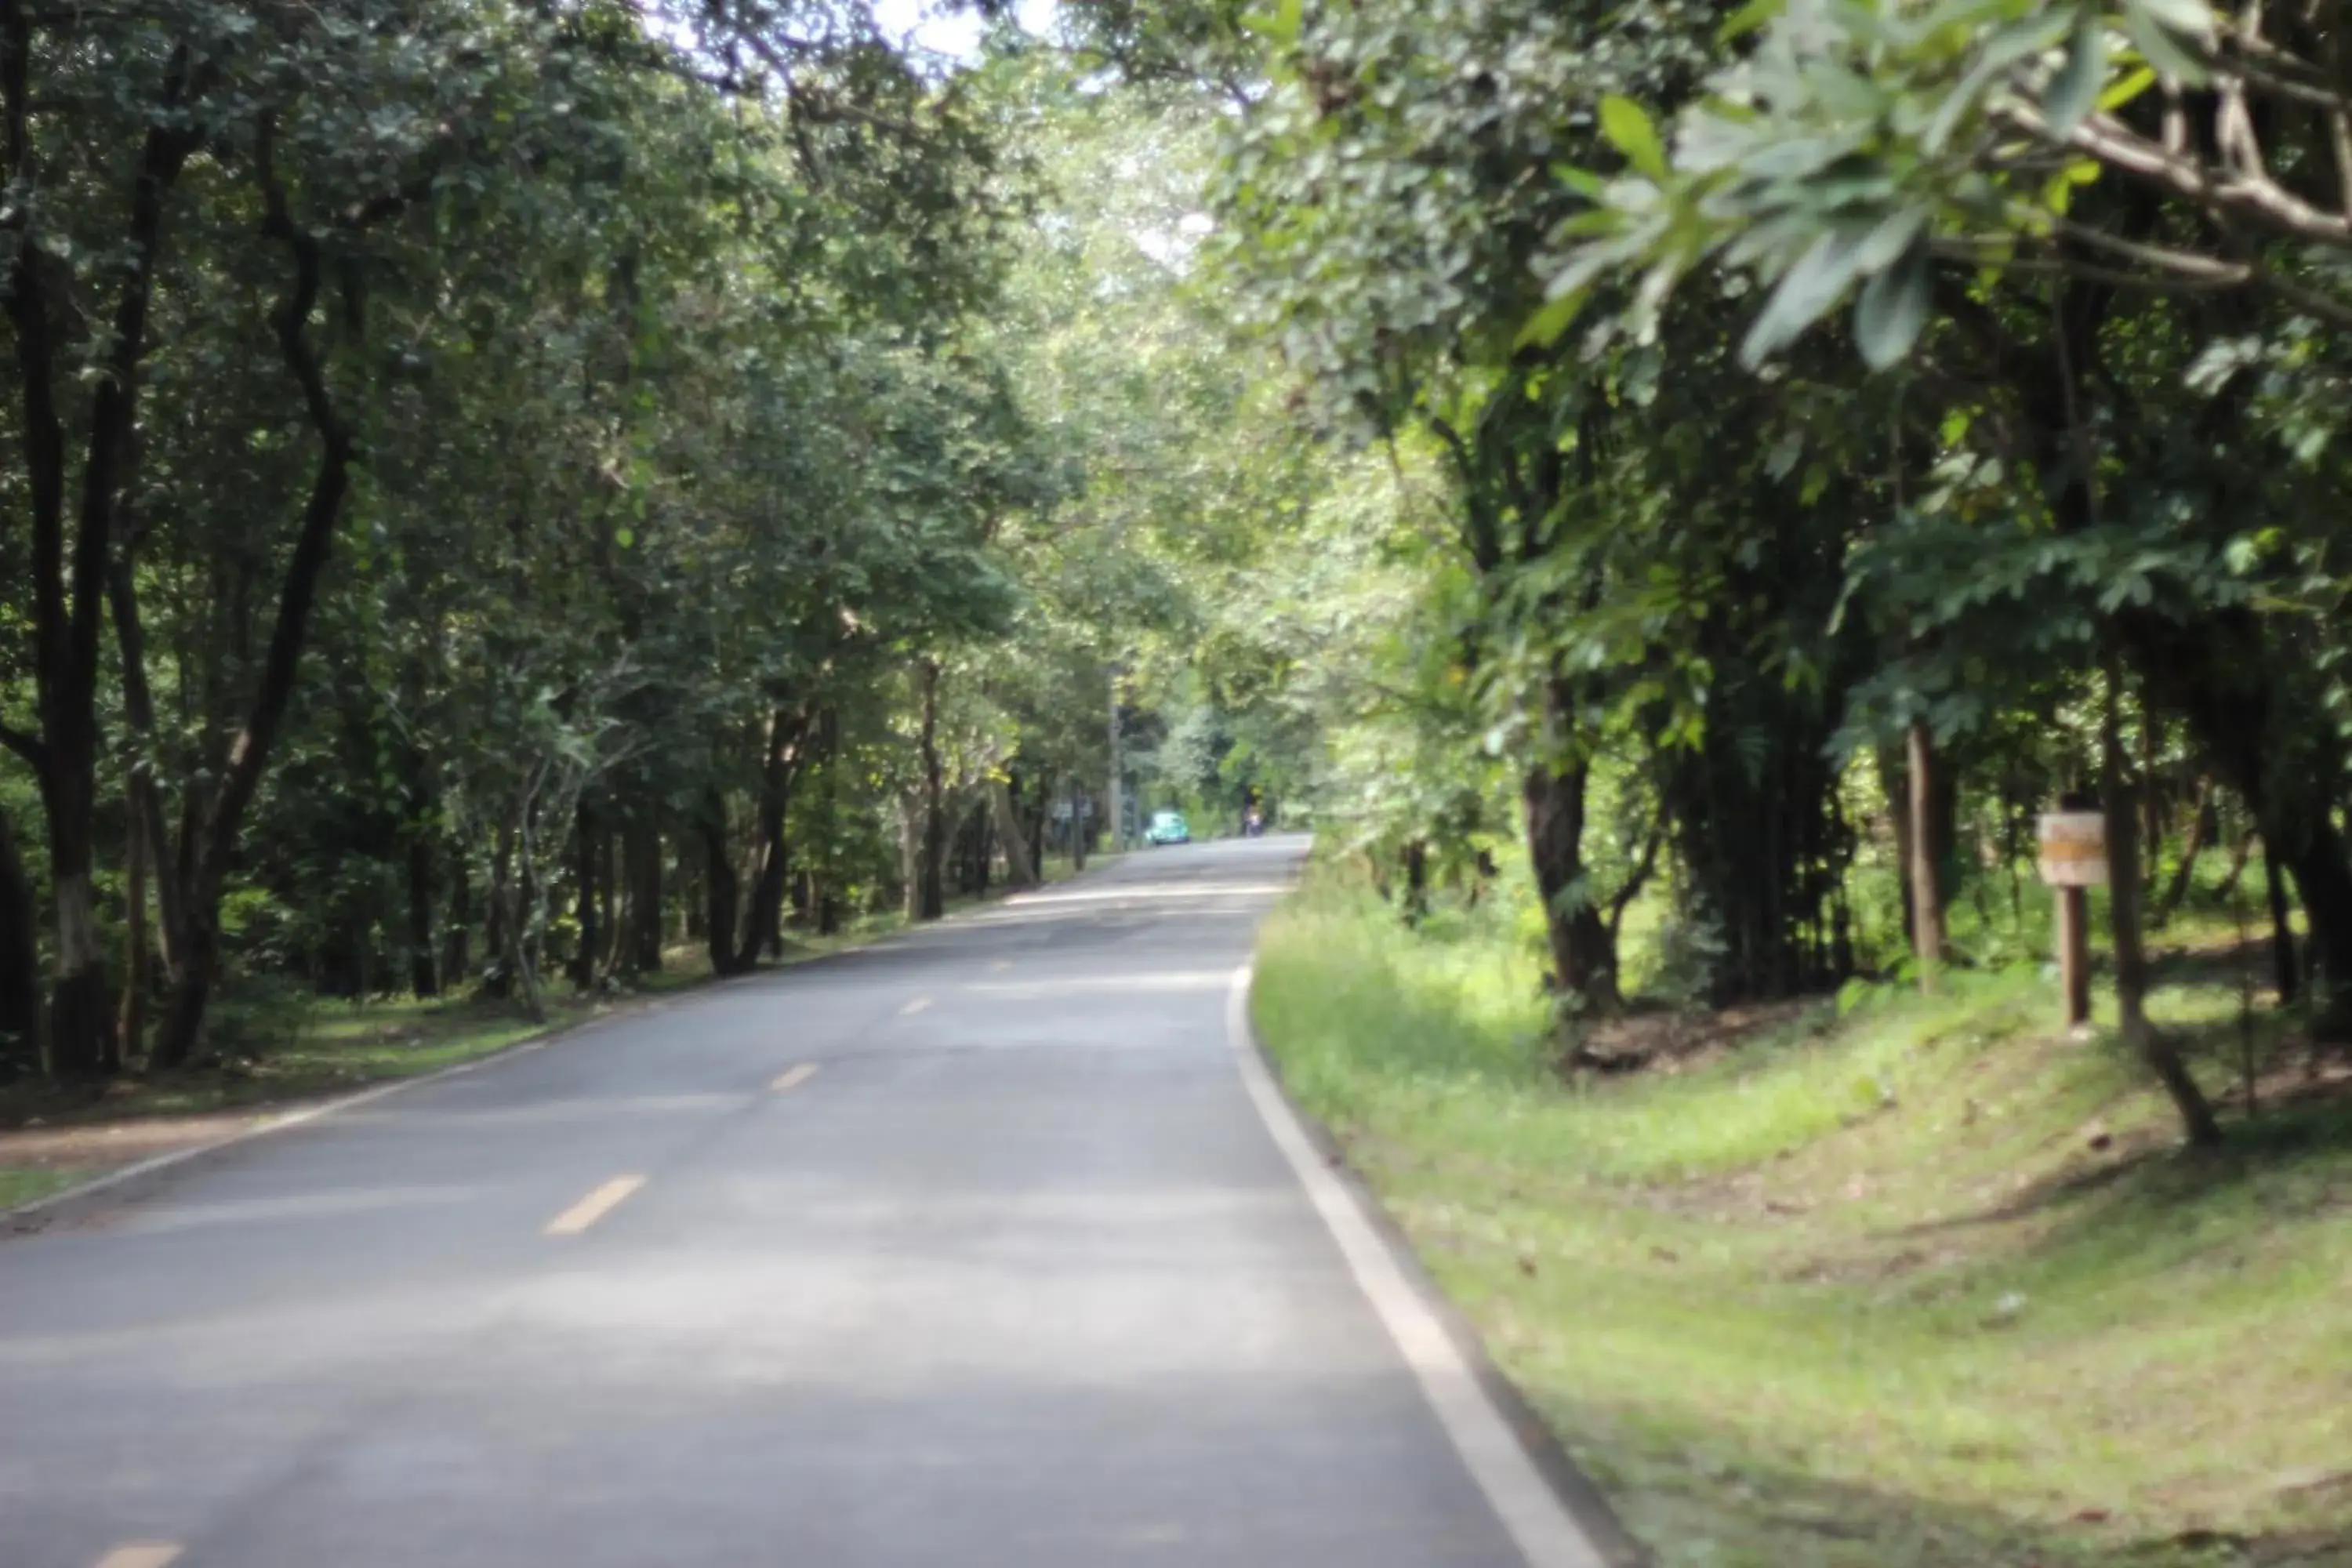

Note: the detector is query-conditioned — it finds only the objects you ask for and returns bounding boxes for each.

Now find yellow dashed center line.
[899,996,931,1016]
[988,960,1011,972]
[770,1063,821,1094]
[95,1547,182,1568]
[544,1175,646,1236]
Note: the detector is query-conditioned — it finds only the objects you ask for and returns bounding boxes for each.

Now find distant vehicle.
[1145,809,1191,846]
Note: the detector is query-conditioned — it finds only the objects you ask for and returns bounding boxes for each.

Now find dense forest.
[6,0,2351,1163]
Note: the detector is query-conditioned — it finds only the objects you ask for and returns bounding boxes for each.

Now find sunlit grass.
[1253,879,2352,1568]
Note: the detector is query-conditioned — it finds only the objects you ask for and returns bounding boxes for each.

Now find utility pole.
[1106,660,1123,854]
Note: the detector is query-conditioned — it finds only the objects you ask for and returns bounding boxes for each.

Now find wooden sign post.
[2037,811,2107,1028]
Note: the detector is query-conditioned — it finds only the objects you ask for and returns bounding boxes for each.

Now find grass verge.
[1253,878,2352,1568]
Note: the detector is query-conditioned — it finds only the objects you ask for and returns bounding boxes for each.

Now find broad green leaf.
[1719,0,1787,42]
[2045,12,2107,137]
[1518,291,1586,350]
[2099,64,2157,111]
[1853,245,1933,369]
[1599,96,1669,181]
[2118,4,2209,80]
[2132,0,2213,32]
[1740,224,1876,367]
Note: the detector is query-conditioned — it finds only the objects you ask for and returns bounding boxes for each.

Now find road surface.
[0,837,1618,1568]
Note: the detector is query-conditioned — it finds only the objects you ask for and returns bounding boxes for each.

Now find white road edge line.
[1224,964,1610,1568]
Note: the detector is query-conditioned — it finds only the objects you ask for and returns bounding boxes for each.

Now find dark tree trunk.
[993,777,1039,888]
[2105,666,2222,1145]
[1068,777,1088,872]
[702,789,744,976]
[2279,836,2352,1033]
[151,127,364,1069]
[407,830,438,998]
[107,564,187,978]
[9,51,201,1081]
[2213,828,2255,902]
[624,815,663,973]
[598,826,619,975]
[570,797,599,991]
[1887,744,1917,951]
[1907,720,1949,987]
[1403,839,1429,922]
[914,659,946,922]
[120,810,148,1057]
[443,848,472,992]
[0,804,41,1077]
[735,706,804,971]
[2265,848,2299,1005]
[2151,776,2215,929]
[1520,746,1620,1012]
[482,830,512,1000]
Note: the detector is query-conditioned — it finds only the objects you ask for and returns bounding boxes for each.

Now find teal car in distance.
[1144,809,1190,846]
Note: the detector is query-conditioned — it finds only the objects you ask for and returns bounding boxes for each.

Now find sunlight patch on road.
[94,1546,181,1568]
[770,1063,822,1094]
[544,1174,646,1236]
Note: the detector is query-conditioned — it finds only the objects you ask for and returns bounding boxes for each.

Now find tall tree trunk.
[443,848,472,992]
[702,789,743,976]
[898,794,922,922]
[1906,720,1949,989]
[0,803,42,1077]
[495,814,543,1023]
[1886,744,1918,950]
[2150,776,2215,929]
[625,815,663,973]
[8,48,200,1081]
[151,128,362,1069]
[570,797,599,991]
[406,829,437,998]
[992,778,1039,887]
[1068,776,1088,871]
[482,829,512,999]
[107,565,187,977]
[2265,848,2299,1005]
[2213,826,2255,901]
[914,659,946,922]
[735,705,804,971]
[120,809,148,1058]
[598,825,619,976]
[2105,664,2222,1145]
[1520,752,1621,1011]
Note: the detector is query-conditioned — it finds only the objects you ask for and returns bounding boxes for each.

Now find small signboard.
[2037,811,2108,887]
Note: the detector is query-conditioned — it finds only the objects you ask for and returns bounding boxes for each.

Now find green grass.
[1253,879,2352,1568]
[0,1167,82,1210]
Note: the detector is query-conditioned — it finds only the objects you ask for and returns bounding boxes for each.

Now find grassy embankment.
[1,852,1114,1211]
[1253,873,2352,1567]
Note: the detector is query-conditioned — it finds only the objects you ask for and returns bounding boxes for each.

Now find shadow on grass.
[1564,1393,2352,1568]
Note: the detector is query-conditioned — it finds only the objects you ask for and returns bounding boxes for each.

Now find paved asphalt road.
[0,837,1616,1568]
